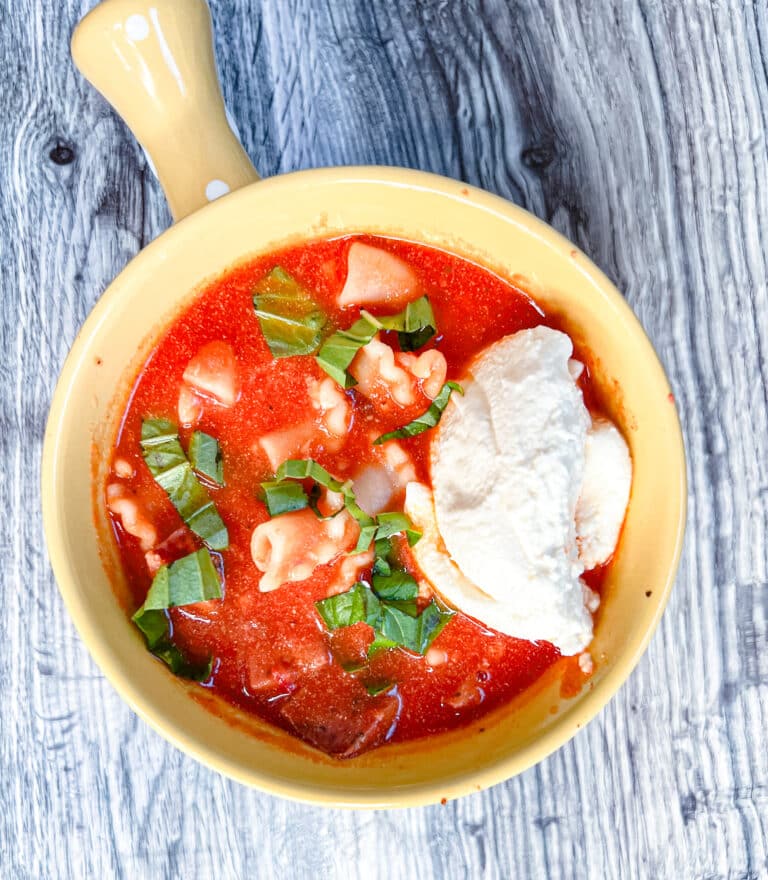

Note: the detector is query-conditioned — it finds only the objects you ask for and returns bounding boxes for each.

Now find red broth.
[106,234,606,757]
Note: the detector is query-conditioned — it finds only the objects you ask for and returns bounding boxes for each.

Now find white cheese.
[576,419,632,569]
[426,326,597,655]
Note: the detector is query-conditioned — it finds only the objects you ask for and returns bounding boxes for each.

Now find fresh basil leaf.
[275,458,345,492]
[272,458,377,550]
[372,569,419,602]
[413,600,455,654]
[315,582,381,630]
[363,296,436,352]
[353,522,378,555]
[141,419,229,550]
[132,606,168,651]
[378,603,420,647]
[374,512,419,545]
[316,296,437,387]
[189,431,224,485]
[142,548,222,610]
[363,680,395,696]
[315,315,378,387]
[260,480,309,516]
[367,631,400,657]
[316,582,454,659]
[374,381,463,445]
[253,267,327,358]
[132,605,214,682]
[153,645,213,681]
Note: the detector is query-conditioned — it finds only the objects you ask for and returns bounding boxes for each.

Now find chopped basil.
[315,316,378,388]
[363,680,396,696]
[141,419,229,550]
[142,548,222,610]
[131,548,222,681]
[374,512,422,546]
[315,581,454,658]
[261,480,309,516]
[361,295,436,352]
[316,295,437,387]
[316,582,381,630]
[265,458,420,555]
[372,569,419,603]
[253,267,327,358]
[132,605,213,682]
[275,458,345,491]
[374,381,463,445]
[188,431,224,486]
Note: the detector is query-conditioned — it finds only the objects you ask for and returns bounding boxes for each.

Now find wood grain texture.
[1,0,766,877]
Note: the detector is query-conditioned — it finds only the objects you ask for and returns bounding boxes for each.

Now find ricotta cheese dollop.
[405,325,631,656]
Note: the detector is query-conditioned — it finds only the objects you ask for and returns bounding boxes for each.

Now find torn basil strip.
[316,582,381,631]
[132,548,222,681]
[267,458,419,555]
[189,431,224,486]
[315,582,454,659]
[316,295,437,387]
[374,381,464,445]
[142,548,222,610]
[315,315,378,388]
[141,419,229,550]
[253,266,328,358]
[362,295,436,353]
[132,605,213,682]
[260,480,309,517]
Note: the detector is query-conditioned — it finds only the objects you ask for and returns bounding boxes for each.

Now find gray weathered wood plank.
[1,0,766,877]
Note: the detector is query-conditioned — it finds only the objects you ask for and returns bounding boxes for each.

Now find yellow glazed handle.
[72,0,260,221]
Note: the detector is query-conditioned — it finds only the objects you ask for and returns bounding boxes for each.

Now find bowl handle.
[71,0,260,222]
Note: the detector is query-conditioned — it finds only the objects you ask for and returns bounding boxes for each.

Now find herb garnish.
[315,295,436,387]
[132,548,222,680]
[259,458,421,554]
[253,267,327,358]
[189,431,224,486]
[141,419,229,550]
[316,580,453,658]
[374,381,463,445]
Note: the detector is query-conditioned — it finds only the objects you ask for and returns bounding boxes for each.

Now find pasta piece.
[349,336,448,408]
[337,242,420,309]
[349,336,416,407]
[177,385,204,427]
[250,508,360,592]
[257,421,317,471]
[106,483,157,551]
[397,349,447,400]
[352,439,417,515]
[182,341,239,406]
[308,376,352,438]
[326,548,374,597]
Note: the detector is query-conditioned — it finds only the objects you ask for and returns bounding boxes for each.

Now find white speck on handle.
[125,14,150,41]
[205,179,230,201]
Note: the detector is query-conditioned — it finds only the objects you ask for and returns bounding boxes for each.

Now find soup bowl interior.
[42,166,686,807]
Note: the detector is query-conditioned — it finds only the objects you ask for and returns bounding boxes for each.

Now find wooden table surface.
[3,0,767,877]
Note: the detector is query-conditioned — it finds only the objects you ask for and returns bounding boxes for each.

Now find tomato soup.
[105,235,616,758]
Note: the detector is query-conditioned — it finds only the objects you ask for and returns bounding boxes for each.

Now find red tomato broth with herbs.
[107,234,608,757]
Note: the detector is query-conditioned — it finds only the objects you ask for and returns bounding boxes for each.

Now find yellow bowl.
[41,0,686,808]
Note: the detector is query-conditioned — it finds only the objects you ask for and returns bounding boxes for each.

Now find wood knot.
[521,143,556,171]
[49,141,76,166]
